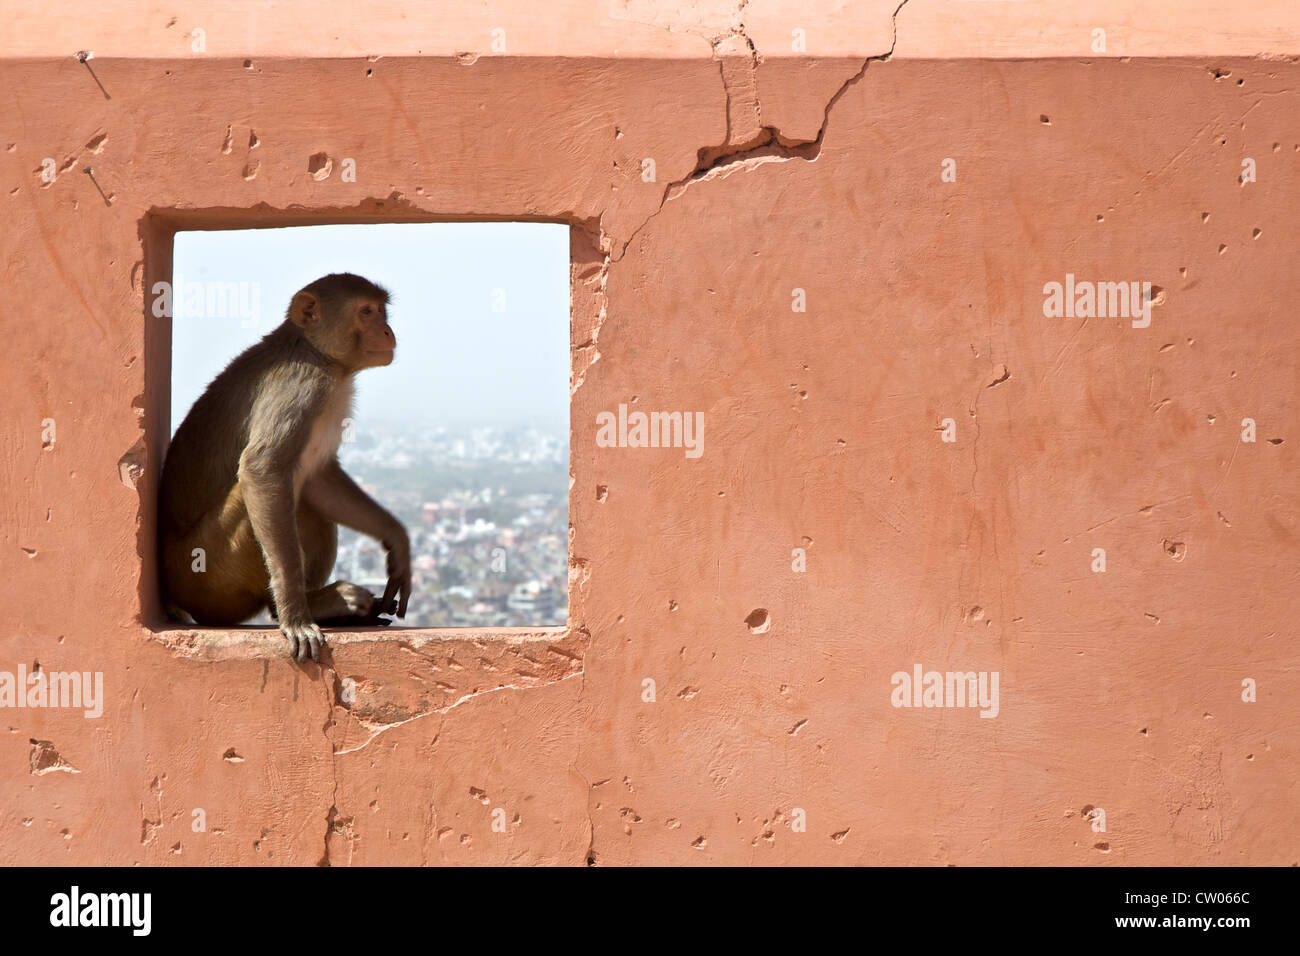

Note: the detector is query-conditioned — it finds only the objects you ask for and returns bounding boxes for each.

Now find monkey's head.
[288,273,396,372]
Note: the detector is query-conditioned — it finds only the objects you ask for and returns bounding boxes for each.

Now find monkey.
[159,273,411,662]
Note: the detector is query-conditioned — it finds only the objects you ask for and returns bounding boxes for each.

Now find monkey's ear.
[288,291,321,329]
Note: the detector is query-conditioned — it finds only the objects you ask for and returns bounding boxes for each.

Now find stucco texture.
[0,1,1297,865]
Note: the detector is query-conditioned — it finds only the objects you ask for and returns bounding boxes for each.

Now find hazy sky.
[170,222,570,432]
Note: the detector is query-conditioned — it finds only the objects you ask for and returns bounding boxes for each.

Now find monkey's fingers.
[380,578,399,616]
[398,575,410,618]
[306,623,325,662]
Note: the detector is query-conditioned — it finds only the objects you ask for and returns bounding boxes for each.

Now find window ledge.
[146,623,582,663]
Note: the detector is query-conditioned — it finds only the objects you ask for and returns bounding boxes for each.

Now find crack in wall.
[611,0,909,261]
[612,0,911,262]
[316,667,583,864]
[318,668,342,866]
[569,763,599,865]
[421,727,446,866]
[706,1,762,161]
[332,670,584,758]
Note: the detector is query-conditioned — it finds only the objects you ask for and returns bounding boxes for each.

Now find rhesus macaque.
[159,273,411,662]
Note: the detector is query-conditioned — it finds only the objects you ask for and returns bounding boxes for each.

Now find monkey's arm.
[302,459,412,617]
[239,382,325,660]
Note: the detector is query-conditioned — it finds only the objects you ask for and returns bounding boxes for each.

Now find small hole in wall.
[164,222,570,628]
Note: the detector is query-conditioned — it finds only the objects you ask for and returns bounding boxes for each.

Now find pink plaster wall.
[1,2,1297,865]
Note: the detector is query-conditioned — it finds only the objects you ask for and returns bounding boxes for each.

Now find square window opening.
[151,220,572,634]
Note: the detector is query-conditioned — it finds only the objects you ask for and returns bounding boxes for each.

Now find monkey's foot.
[307,580,383,623]
[280,619,325,663]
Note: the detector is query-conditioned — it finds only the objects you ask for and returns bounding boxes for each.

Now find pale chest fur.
[294,378,354,494]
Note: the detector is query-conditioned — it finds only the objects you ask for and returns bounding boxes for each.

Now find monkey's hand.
[380,526,412,618]
[279,611,326,663]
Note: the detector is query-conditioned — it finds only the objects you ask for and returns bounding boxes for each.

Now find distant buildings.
[506,581,557,616]
[333,423,568,627]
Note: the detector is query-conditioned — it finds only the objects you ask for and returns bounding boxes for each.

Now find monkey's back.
[158,363,261,539]
[159,324,319,539]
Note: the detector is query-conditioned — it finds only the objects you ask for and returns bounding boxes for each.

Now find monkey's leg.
[297,501,388,624]
[162,483,272,626]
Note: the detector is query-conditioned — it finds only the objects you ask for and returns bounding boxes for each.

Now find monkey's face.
[350,297,396,370]
[289,285,396,372]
